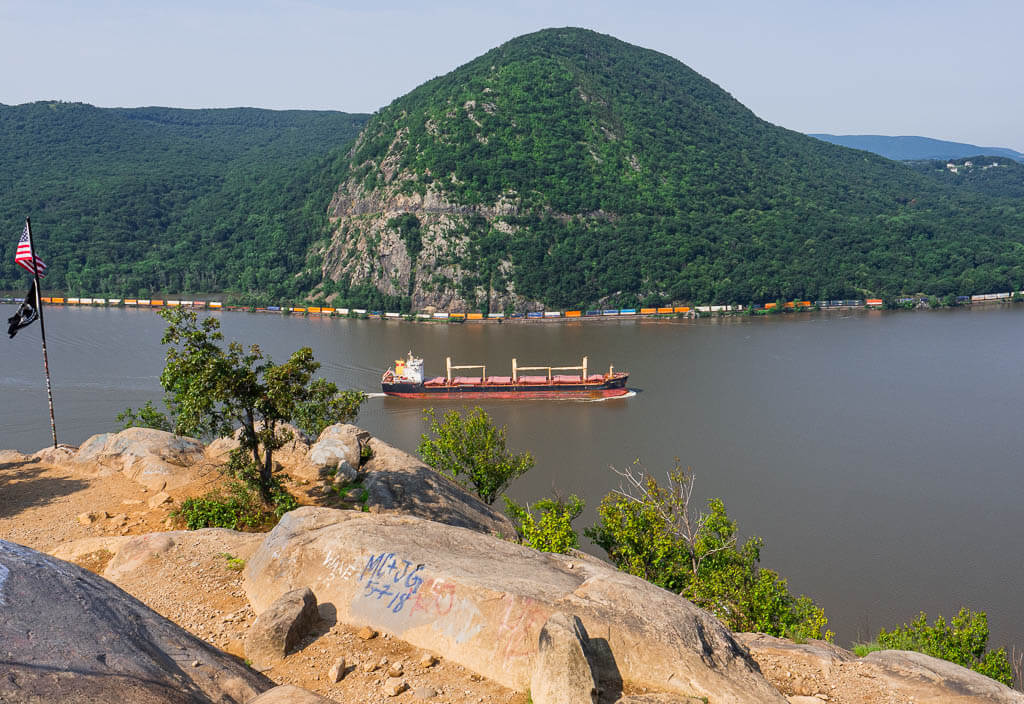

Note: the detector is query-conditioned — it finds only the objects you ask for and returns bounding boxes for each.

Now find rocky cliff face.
[320,128,529,313]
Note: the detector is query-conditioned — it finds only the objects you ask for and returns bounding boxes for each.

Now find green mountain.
[0,102,368,298]
[809,134,1024,163]
[319,28,1024,310]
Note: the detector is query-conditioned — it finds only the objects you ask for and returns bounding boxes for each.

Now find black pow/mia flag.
[8,279,39,339]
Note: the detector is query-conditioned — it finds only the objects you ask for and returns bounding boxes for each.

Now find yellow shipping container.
[151,300,164,306]
[467,313,484,320]
[52,297,65,303]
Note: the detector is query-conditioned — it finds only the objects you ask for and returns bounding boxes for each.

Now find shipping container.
[467,313,484,320]
[602,309,619,316]
[565,310,582,317]
[208,302,222,308]
[585,310,600,316]
[352,309,367,314]
[673,306,690,313]
[527,311,543,318]
[543,311,561,317]
[150,300,164,306]
[620,309,636,315]
[488,313,504,318]
[433,312,449,319]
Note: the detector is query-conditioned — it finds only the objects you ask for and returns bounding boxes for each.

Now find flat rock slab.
[244,507,784,703]
[0,539,272,703]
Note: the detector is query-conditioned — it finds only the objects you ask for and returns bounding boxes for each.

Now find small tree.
[418,407,533,504]
[504,494,584,553]
[585,461,831,641]
[158,308,365,502]
[877,608,1013,686]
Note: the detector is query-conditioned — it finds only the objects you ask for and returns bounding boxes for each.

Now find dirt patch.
[0,456,525,704]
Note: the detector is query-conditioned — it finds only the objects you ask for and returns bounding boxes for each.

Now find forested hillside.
[321,28,1024,310]
[0,102,368,298]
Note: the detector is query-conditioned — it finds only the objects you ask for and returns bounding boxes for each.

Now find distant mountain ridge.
[809,134,1024,163]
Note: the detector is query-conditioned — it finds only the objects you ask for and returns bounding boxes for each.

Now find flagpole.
[24,218,57,448]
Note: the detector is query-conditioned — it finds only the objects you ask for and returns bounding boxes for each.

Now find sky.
[2,0,1022,151]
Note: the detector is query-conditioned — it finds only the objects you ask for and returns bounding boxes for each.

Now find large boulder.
[245,587,321,668]
[244,508,785,703]
[0,539,272,703]
[360,436,518,537]
[861,650,1024,703]
[305,423,369,482]
[72,427,205,490]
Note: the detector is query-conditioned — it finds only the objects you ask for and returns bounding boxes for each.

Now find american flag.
[15,222,47,277]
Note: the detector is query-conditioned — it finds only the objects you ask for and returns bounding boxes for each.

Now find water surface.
[2,304,1021,651]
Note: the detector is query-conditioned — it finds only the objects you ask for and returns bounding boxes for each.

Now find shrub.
[585,461,831,641]
[418,407,534,504]
[174,482,269,531]
[116,400,172,432]
[504,494,584,553]
[876,608,1013,686]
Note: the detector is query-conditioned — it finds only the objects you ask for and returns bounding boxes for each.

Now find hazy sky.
[3,0,1021,150]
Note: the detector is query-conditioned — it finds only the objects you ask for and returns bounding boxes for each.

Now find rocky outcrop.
[861,649,1024,703]
[737,632,1024,704]
[73,427,206,491]
[0,539,272,703]
[243,508,785,703]
[361,436,518,537]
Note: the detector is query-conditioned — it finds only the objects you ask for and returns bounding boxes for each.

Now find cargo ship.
[381,352,629,399]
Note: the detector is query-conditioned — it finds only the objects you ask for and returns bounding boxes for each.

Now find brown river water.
[2,304,1022,651]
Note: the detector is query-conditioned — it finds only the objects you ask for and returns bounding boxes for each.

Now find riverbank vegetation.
[856,609,1014,687]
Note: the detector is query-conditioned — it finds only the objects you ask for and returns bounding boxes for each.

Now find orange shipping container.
[798,301,811,307]
[565,310,581,317]
[151,300,164,306]
[657,307,673,314]
[640,308,657,315]
[784,302,795,309]
[765,302,777,309]
[467,313,484,320]
[866,299,883,306]
[673,306,690,313]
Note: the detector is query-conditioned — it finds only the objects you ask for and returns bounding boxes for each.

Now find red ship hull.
[381,373,629,399]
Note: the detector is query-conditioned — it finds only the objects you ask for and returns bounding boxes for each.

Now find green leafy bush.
[585,462,831,641]
[876,608,1013,686]
[174,482,269,531]
[504,494,584,553]
[116,401,172,432]
[418,407,534,504]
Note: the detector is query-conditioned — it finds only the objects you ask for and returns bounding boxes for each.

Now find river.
[2,304,1022,652]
